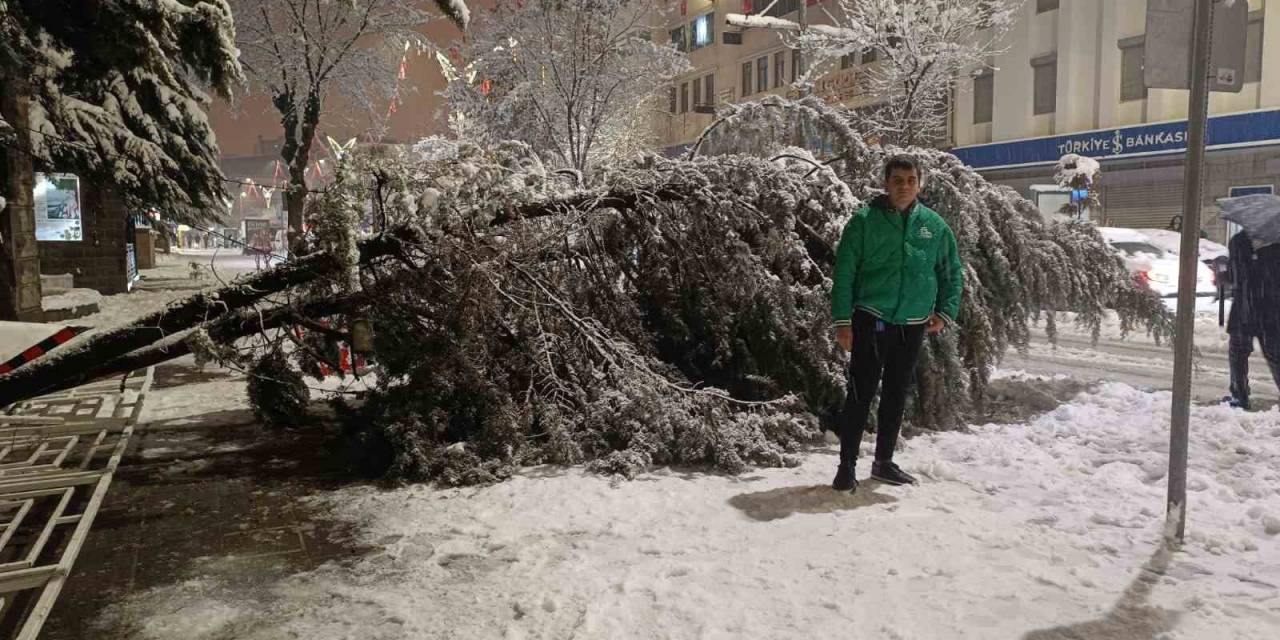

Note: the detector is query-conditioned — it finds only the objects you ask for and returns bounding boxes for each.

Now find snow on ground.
[0,320,68,361]
[1041,308,1232,353]
[71,250,266,331]
[41,287,102,311]
[96,379,1280,640]
[32,249,282,359]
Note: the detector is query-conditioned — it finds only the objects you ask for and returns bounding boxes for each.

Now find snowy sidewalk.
[86,375,1280,640]
[39,360,368,640]
[0,368,151,638]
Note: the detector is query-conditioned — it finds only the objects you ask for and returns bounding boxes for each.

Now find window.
[1119,38,1147,102]
[757,56,768,93]
[841,54,855,70]
[680,81,689,114]
[973,72,993,124]
[861,48,879,64]
[670,26,687,53]
[1112,242,1166,259]
[692,13,714,49]
[774,52,785,88]
[692,75,702,108]
[703,73,715,106]
[669,86,677,114]
[1246,15,1264,83]
[1037,0,1059,13]
[1033,56,1056,115]
[742,61,753,96]
[792,48,801,82]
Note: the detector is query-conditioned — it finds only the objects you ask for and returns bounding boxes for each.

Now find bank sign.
[951,109,1280,170]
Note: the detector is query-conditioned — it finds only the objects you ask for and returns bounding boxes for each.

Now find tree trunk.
[275,88,322,258]
[0,230,416,407]
[285,162,308,256]
[288,91,323,256]
[39,293,368,399]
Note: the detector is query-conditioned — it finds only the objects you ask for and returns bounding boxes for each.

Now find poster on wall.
[33,172,83,241]
[242,218,275,255]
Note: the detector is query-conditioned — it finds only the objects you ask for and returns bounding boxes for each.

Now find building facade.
[655,1,877,156]
[950,0,1280,238]
[657,1,1280,241]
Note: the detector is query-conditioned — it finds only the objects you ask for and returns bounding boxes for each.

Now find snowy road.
[1004,330,1279,407]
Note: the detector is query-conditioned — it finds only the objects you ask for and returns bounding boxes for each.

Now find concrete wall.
[957,0,1276,145]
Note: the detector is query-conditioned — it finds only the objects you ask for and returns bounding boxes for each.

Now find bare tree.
[729,0,1020,146]
[231,0,468,254]
[441,0,689,175]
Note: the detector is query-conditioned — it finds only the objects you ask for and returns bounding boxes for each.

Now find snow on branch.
[2,0,243,223]
[725,13,854,39]
[433,0,470,29]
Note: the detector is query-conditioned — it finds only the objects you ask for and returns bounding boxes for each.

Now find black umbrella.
[1219,194,1280,246]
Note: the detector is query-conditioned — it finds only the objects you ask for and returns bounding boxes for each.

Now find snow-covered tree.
[440,0,690,175]
[691,96,1170,425]
[0,0,243,223]
[230,0,468,253]
[1054,153,1101,222]
[1,98,1172,485]
[731,0,1020,146]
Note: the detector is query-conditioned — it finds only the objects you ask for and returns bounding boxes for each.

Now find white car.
[1096,227,1217,302]
[1135,228,1229,263]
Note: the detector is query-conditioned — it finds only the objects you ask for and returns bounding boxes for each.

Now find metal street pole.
[1168,0,1214,544]
[797,0,807,83]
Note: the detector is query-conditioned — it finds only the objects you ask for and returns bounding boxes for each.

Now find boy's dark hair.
[883,155,923,182]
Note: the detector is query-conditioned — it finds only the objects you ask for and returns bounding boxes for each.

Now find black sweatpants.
[1228,330,1280,405]
[838,310,926,465]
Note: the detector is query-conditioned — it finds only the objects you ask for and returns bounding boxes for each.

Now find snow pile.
[41,287,102,311]
[0,321,68,362]
[1043,310,1232,353]
[1055,153,1101,187]
[94,382,1280,639]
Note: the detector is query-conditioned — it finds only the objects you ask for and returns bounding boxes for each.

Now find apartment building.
[952,0,1280,235]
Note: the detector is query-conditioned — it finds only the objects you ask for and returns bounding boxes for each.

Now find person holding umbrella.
[1219,194,1280,409]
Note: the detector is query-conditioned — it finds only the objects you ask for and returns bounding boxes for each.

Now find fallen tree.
[0,106,1171,485]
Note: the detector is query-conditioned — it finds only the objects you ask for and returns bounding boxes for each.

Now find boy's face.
[886,167,922,210]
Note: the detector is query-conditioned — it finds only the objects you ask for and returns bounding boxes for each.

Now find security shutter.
[1102,182,1183,228]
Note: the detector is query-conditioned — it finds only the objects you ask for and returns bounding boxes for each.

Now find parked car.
[1135,228,1229,263]
[1096,227,1217,301]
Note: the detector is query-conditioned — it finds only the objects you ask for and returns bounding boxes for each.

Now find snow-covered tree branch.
[0,0,243,223]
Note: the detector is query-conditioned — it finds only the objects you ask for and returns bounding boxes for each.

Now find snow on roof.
[1094,226,1153,243]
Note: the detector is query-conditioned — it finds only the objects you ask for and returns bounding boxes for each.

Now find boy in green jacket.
[830,155,963,492]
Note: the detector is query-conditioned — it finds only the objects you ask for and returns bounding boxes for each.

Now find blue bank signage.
[952,109,1280,170]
